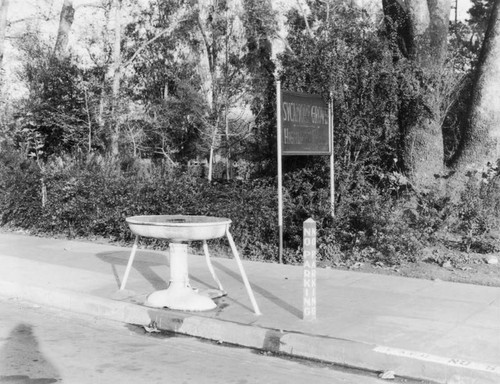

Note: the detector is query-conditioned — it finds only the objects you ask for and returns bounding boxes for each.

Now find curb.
[0,280,497,384]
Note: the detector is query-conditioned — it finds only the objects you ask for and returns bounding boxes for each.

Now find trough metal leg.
[226,228,261,315]
[120,235,139,290]
[203,240,225,293]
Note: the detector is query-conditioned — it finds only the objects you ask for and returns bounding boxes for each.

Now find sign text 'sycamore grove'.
[281,91,330,155]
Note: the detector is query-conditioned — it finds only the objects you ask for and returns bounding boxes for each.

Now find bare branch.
[7,17,37,27]
[153,145,176,166]
[124,8,191,68]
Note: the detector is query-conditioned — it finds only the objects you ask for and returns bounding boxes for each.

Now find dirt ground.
[334,252,500,287]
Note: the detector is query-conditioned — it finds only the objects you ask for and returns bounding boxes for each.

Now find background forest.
[0,0,499,270]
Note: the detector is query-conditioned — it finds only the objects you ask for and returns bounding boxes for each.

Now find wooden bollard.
[303,218,317,321]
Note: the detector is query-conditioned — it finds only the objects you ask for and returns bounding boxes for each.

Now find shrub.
[2,147,498,266]
[0,152,282,260]
[0,145,44,227]
[450,168,500,253]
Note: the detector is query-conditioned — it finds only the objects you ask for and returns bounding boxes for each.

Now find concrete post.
[303,218,317,321]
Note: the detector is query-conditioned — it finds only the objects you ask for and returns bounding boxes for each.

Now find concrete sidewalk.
[0,232,499,384]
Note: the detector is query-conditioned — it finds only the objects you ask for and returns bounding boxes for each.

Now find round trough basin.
[126,215,231,242]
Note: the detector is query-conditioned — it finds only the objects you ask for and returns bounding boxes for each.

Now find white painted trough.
[121,215,261,315]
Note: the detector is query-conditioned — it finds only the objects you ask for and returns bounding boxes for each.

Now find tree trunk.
[196,6,219,181]
[383,0,451,192]
[450,0,500,176]
[53,0,75,59]
[402,116,444,191]
[384,0,500,195]
[109,0,122,156]
[427,0,451,63]
[0,0,9,66]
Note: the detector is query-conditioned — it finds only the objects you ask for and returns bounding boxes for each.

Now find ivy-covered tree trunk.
[450,0,500,177]
[383,0,451,191]
[53,0,75,59]
[385,0,500,194]
[402,116,444,191]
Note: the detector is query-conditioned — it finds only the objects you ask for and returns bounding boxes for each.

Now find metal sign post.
[277,81,284,264]
[329,95,334,218]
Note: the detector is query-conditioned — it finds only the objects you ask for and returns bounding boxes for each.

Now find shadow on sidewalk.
[96,251,220,292]
[96,250,168,290]
[211,260,302,318]
[0,323,60,383]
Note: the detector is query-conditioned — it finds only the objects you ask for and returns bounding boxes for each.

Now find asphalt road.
[0,297,425,384]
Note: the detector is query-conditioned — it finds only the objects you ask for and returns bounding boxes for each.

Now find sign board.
[303,218,317,321]
[281,91,331,155]
[276,82,334,264]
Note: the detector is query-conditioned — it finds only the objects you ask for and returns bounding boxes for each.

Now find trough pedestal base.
[145,243,217,311]
[146,284,217,311]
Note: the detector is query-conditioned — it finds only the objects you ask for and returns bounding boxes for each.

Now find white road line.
[374,346,500,375]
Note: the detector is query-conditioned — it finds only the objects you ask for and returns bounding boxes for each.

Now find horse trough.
[120,215,261,315]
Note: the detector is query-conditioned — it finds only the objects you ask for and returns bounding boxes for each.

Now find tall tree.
[120,0,205,161]
[53,0,75,59]
[382,0,500,193]
[242,0,277,169]
[279,1,401,196]
[194,0,252,179]
[449,0,500,177]
[116,1,203,161]
[109,0,122,156]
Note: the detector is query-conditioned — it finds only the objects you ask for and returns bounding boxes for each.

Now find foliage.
[448,22,481,72]
[468,0,495,41]
[3,145,500,265]
[444,2,496,163]
[451,164,500,253]
[0,144,44,227]
[0,150,279,260]
[241,0,277,168]
[121,0,206,161]
[279,5,403,177]
[15,31,105,156]
[2,0,500,269]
